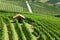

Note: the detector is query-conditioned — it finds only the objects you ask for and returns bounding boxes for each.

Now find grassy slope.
[0,0,29,12]
[0,12,60,40]
[46,0,60,4]
[29,2,60,15]
[0,0,60,16]
[32,0,60,4]
[0,1,23,12]
[0,0,60,40]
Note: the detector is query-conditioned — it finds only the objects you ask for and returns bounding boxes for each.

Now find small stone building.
[13,14,25,23]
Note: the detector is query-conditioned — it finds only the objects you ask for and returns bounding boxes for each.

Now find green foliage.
[1,17,9,40]
[0,0,28,12]
[0,0,60,40]
[15,19,26,40]
[6,17,18,40]
[29,2,60,15]
[0,13,60,40]
[0,1,23,12]
[0,0,60,15]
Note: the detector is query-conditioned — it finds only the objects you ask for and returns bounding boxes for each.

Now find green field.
[0,0,60,15]
[29,2,60,15]
[0,0,28,12]
[29,0,60,4]
[0,12,60,40]
[0,0,60,40]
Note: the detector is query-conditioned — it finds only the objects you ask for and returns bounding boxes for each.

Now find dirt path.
[26,1,32,13]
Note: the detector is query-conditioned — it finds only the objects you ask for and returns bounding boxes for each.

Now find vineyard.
[29,2,60,15]
[0,0,28,12]
[0,0,60,40]
[0,0,60,15]
[28,0,60,4]
[0,13,60,40]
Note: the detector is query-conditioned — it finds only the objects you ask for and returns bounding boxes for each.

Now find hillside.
[0,1,23,12]
[0,0,60,16]
[29,0,60,4]
[29,2,60,15]
[0,0,28,12]
[46,0,60,4]
[0,0,60,40]
[0,12,60,40]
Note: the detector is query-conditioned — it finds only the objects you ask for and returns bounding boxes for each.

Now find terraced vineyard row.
[0,0,29,12]
[29,2,60,15]
[0,0,60,16]
[0,13,60,40]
